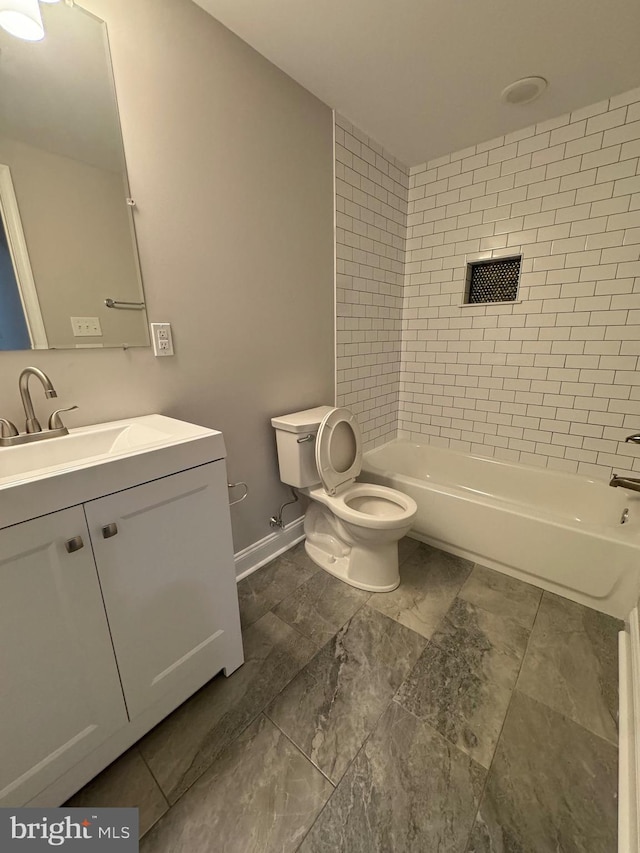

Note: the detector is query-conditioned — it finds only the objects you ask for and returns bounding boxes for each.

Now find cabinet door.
[85,462,242,720]
[0,508,129,807]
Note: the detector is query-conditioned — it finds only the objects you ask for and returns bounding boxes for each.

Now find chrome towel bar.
[104,298,146,310]
[228,481,248,506]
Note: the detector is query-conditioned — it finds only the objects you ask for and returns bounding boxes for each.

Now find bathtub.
[361,439,640,619]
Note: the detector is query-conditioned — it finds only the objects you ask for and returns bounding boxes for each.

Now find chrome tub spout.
[609,474,640,493]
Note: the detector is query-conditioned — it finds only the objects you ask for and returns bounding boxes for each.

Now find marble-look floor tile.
[299,700,485,853]
[287,540,322,574]
[432,597,530,692]
[398,535,420,565]
[458,564,542,630]
[396,598,529,768]
[237,552,318,629]
[468,691,618,853]
[367,543,473,638]
[141,715,332,853]
[139,611,317,803]
[266,607,426,784]
[517,592,621,744]
[273,570,369,646]
[65,748,168,838]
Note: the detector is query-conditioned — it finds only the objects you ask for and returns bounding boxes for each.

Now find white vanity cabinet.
[0,507,129,807]
[84,463,241,720]
[0,420,244,808]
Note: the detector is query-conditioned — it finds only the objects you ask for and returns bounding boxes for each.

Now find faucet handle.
[48,405,78,431]
[0,418,18,438]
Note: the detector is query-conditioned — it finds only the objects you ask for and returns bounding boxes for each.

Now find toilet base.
[303,502,402,592]
[304,539,400,592]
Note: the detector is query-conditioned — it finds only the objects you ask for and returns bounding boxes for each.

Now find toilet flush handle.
[297,434,315,443]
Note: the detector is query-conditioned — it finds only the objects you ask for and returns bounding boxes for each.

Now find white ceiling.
[194,0,640,166]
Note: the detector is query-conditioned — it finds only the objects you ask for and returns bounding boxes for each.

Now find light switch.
[71,317,102,337]
[150,322,174,356]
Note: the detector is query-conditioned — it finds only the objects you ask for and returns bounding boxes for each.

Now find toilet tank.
[271,406,333,488]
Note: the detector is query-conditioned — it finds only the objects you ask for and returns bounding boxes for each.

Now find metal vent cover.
[465,256,521,304]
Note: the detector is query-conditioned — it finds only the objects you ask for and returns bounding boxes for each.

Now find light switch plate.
[150,322,174,356]
[71,316,102,337]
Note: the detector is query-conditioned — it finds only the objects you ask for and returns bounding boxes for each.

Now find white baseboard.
[619,609,640,853]
[234,517,305,581]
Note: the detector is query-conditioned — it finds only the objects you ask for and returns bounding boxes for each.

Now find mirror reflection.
[0,1,148,350]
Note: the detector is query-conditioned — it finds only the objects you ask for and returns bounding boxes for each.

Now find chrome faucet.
[19,366,57,433]
[610,473,640,493]
[625,433,640,443]
[0,367,76,447]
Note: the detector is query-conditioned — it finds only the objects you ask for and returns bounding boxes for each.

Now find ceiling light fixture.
[0,0,44,40]
[500,76,548,106]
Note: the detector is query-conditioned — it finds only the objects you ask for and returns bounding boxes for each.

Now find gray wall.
[0,0,335,552]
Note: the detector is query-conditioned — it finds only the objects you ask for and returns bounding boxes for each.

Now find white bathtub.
[361,439,640,619]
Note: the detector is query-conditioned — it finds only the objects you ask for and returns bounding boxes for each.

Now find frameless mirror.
[0,1,148,350]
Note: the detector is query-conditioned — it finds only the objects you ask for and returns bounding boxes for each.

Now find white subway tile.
[608,210,640,230]
[596,159,637,184]
[514,166,547,187]
[576,183,614,204]
[517,133,551,156]
[571,100,609,122]
[540,189,577,210]
[531,144,566,167]
[620,139,640,161]
[501,154,533,176]
[610,88,640,109]
[488,143,518,165]
[560,170,597,192]
[603,121,640,147]
[581,145,621,171]
[547,157,582,178]
[550,121,587,146]
[614,175,640,197]
[585,107,628,135]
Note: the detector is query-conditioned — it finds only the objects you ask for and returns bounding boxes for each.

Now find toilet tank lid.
[271,405,334,433]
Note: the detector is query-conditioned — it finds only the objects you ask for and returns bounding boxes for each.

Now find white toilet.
[271,406,417,592]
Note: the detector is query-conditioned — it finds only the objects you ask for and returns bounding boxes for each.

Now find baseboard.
[234,517,305,581]
[619,608,640,853]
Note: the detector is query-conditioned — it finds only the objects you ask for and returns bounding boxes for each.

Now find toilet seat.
[308,482,417,530]
[315,407,363,496]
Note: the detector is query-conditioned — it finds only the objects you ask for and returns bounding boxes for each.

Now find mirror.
[0,1,148,350]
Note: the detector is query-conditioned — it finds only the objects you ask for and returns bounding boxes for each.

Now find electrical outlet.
[71,316,102,337]
[150,322,174,356]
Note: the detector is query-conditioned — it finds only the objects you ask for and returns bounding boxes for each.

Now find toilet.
[271,406,417,592]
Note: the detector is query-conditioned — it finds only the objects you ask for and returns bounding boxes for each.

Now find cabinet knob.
[65,536,84,553]
[102,523,119,539]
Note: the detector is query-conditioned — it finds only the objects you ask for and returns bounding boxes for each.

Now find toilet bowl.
[271,406,417,591]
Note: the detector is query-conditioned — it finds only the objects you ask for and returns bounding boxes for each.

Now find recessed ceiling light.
[500,76,548,106]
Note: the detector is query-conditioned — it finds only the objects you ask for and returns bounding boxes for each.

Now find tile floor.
[66,539,621,852]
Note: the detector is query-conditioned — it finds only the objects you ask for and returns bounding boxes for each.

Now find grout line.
[461,585,545,853]
[263,711,335,789]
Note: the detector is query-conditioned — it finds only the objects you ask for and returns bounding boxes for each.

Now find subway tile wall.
[401,87,640,478]
[335,113,409,449]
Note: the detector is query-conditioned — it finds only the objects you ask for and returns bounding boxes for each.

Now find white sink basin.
[0,415,227,528]
[0,422,174,484]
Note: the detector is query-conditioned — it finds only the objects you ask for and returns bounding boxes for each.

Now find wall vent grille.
[465,256,521,304]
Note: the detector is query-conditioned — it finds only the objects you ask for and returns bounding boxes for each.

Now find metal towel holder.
[228,481,248,506]
[104,298,146,310]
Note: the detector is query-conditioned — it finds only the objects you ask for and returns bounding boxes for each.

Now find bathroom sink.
[0,414,227,528]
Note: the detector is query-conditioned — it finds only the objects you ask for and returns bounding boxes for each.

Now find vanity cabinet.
[0,507,129,806]
[0,458,243,808]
